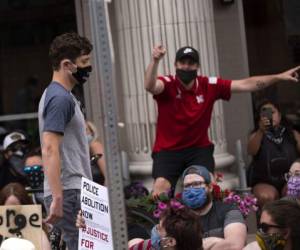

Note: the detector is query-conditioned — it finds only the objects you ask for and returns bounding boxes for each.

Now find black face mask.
[176,69,197,85]
[72,65,92,85]
[9,154,25,176]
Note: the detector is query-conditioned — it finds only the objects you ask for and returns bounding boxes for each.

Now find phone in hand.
[260,107,273,128]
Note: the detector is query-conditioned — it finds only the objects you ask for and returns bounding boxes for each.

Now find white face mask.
[13,150,24,157]
[87,134,94,144]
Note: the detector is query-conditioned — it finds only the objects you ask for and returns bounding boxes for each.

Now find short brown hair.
[49,32,93,70]
[24,147,42,159]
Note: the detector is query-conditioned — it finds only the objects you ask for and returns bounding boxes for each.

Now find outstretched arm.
[231,66,300,93]
[144,45,166,95]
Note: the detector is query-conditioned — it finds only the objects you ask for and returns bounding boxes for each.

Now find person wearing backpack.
[247,100,300,208]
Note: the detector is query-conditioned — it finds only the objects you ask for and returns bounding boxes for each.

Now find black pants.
[152,145,215,190]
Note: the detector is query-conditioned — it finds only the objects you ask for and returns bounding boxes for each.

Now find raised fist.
[152,45,166,62]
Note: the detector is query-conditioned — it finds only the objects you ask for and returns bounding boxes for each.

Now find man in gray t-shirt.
[181,165,247,250]
[38,33,93,250]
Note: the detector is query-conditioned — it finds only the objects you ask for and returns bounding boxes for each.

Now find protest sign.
[79,177,113,250]
[0,205,42,250]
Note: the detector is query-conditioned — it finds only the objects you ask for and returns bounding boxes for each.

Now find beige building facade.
[76,0,254,189]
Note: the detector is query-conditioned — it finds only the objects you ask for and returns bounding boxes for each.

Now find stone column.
[113,0,234,177]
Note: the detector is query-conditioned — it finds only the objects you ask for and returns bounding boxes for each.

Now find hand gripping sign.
[79,177,113,250]
[0,205,42,250]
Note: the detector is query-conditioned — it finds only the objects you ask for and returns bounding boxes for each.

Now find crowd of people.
[0,31,300,250]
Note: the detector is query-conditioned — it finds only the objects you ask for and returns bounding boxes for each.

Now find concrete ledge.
[129,161,152,175]
[128,152,238,191]
[129,152,236,175]
[215,152,235,169]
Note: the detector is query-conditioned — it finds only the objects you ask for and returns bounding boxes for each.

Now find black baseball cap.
[175,46,200,64]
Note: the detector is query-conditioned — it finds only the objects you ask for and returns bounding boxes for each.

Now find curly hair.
[49,32,93,70]
[263,200,300,250]
[161,206,203,250]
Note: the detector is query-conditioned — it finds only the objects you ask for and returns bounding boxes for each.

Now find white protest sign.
[79,177,113,250]
[0,205,42,250]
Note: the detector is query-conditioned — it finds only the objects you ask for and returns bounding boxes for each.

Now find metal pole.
[0,112,38,122]
[88,0,128,249]
[236,139,248,191]
[121,150,131,186]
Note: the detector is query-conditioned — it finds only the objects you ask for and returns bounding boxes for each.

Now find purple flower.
[170,199,184,210]
[244,208,250,215]
[224,194,234,203]
[224,198,232,203]
[153,209,162,218]
[243,197,253,206]
[135,181,144,188]
[158,202,167,210]
[233,195,241,202]
[239,204,246,211]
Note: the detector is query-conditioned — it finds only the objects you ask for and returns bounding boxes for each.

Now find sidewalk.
[246,211,257,244]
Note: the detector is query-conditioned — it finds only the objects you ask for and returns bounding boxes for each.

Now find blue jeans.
[44,189,81,250]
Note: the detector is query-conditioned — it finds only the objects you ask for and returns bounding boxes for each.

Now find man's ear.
[61,59,74,72]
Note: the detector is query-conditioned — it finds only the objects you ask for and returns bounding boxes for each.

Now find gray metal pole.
[88,0,128,249]
[236,139,248,191]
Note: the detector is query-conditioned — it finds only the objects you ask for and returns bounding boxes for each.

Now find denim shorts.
[44,189,81,250]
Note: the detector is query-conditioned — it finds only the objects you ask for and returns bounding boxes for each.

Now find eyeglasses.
[258,222,285,234]
[183,181,206,189]
[284,170,300,181]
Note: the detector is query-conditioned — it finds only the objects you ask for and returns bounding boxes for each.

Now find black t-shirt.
[127,223,150,240]
[249,130,299,187]
[200,201,245,238]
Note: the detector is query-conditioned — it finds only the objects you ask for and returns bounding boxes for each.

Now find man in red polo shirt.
[145,45,300,197]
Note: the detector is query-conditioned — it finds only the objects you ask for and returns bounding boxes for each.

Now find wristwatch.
[90,153,103,164]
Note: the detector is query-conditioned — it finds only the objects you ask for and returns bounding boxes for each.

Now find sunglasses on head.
[258,222,285,234]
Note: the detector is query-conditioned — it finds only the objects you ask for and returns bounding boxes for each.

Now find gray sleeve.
[224,209,245,228]
[43,95,75,134]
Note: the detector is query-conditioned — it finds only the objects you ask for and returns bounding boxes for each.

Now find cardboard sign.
[0,205,42,250]
[79,177,113,250]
